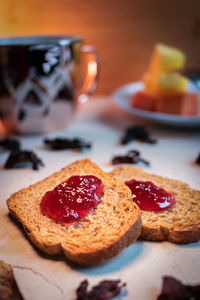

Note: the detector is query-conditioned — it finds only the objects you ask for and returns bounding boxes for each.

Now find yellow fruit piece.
[149,43,186,73]
[143,73,156,94]
[143,72,187,95]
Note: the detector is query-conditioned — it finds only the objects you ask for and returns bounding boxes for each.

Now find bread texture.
[110,166,200,244]
[0,260,23,300]
[7,159,141,266]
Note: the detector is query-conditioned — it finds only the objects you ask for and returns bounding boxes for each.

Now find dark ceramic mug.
[0,35,99,134]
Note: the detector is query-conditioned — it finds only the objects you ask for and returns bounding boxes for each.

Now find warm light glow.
[88,60,97,77]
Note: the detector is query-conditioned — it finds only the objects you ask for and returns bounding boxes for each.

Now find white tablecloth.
[0,96,200,300]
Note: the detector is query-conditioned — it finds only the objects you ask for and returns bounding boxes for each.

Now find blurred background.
[0,0,200,95]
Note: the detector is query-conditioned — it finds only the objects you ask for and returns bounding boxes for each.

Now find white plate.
[112,81,200,127]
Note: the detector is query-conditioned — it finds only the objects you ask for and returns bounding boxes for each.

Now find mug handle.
[77,45,100,103]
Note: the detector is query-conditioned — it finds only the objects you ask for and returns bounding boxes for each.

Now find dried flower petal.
[121,125,157,145]
[157,276,200,300]
[0,138,20,150]
[196,153,200,165]
[112,150,150,166]
[76,279,126,300]
[76,280,89,299]
[4,150,44,170]
[44,138,91,151]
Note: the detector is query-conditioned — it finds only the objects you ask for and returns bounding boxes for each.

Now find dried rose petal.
[4,149,44,170]
[44,137,91,151]
[196,153,200,165]
[0,260,23,300]
[76,280,89,299]
[0,138,20,150]
[76,279,126,300]
[157,276,200,300]
[121,125,157,145]
[112,150,150,166]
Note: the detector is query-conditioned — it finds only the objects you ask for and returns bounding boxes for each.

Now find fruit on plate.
[131,90,199,116]
[143,72,187,95]
[144,43,187,95]
[148,43,186,73]
[131,43,199,116]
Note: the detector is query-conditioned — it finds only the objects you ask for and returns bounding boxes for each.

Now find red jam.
[40,175,103,225]
[125,179,175,212]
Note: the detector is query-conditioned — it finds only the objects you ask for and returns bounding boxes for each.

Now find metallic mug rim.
[0,35,83,47]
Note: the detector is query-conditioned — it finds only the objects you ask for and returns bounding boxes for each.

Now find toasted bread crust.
[7,159,142,266]
[110,166,200,244]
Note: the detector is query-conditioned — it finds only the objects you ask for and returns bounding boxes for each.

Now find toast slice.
[110,166,200,244]
[7,159,142,266]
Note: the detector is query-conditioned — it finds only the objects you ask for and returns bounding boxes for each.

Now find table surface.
[0,96,200,300]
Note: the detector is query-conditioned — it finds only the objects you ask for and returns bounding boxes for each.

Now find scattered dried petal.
[76,279,126,300]
[76,280,89,299]
[157,276,200,300]
[0,260,23,300]
[0,138,20,150]
[196,153,200,165]
[121,125,157,145]
[112,150,150,166]
[4,149,44,170]
[44,138,91,151]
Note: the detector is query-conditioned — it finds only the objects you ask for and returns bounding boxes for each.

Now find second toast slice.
[110,166,200,244]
